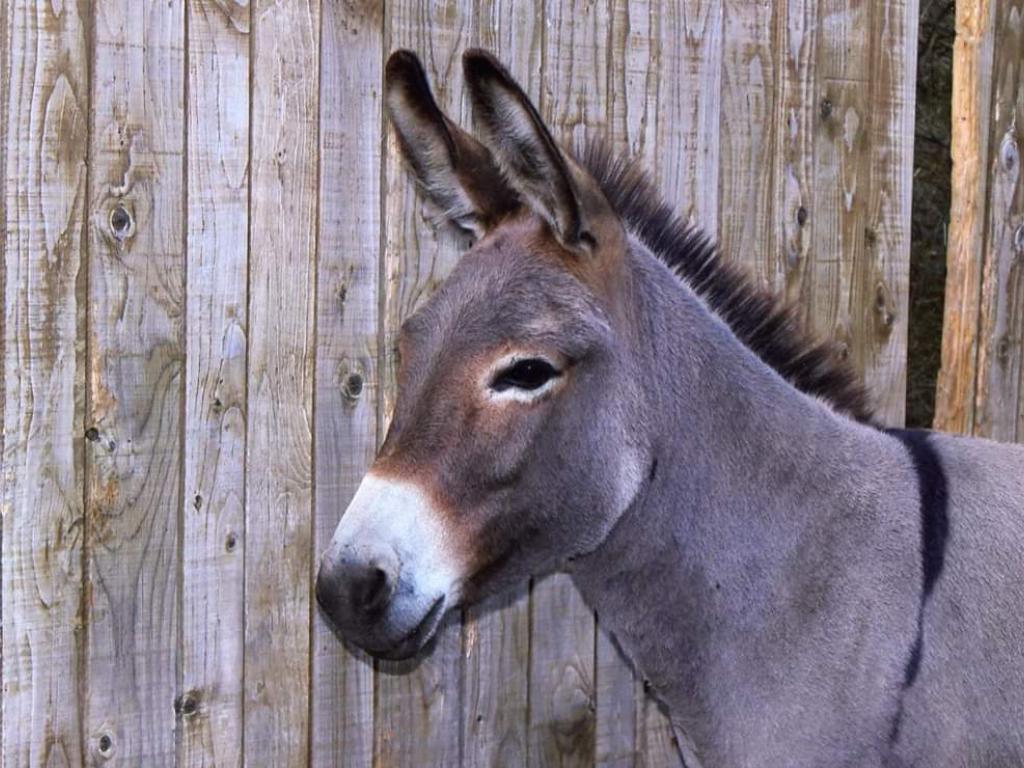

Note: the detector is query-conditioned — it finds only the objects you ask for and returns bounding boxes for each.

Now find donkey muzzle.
[315,473,461,660]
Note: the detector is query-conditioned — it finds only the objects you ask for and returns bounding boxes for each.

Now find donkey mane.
[580,141,875,424]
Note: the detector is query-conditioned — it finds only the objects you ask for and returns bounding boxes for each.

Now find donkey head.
[316,50,651,660]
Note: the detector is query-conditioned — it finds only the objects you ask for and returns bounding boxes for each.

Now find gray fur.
[569,243,1024,766]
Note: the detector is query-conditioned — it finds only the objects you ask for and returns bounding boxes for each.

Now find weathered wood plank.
[84,0,185,763]
[768,0,820,308]
[718,0,779,272]
[242,0,319,764]
[376,3,470,766]
[972,0,1022,443]
[309,1,381,766]
[616,0,724,232]
[179,0,249,764]
[592,629,635,768]
[807,0,873,404]
[462,590,531,768]
[2,1,89,764]
[861,0,917,426]
[807,0,913,426]
[934,0,999,433]
[460,3,538,765]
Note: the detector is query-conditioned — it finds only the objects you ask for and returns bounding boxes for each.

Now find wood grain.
[180,0,250,765]
[310,1,381,766]
[84,0,185,763]
[972,0,1023,443]
[242,0,319,764]
[808,0,872,416]
[768,0,821,307]
[2,1,89,764]
[861,0,917,426]
[934,0,998,433]
[939,0,1023,441]
[376,3,470,765]
[718,0,778,271]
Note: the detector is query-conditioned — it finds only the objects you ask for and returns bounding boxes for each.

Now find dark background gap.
[907,0,954,428]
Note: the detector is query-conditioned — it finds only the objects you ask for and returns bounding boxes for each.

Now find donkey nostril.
[353,563,394,615]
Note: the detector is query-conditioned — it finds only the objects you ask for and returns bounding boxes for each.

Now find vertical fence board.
[84,0,185,763]
[973,0,1023,442]
[460,3,539,766]
[310,1,381,766]
[934,0,999,433]
[1,1,89,764]
[808,0,872,411]
[242,0,319,764]
[862,0,917,426]
[376,3,470,766]
[644,1,724,232]
[938,0,1024,439]
[180,1,250,764]
[770,0,820,308]
[718,0,779,272]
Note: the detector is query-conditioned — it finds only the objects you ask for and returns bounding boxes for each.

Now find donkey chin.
[315,474,464,661]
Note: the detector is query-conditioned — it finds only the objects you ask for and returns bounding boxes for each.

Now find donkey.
[316,49,1024,767]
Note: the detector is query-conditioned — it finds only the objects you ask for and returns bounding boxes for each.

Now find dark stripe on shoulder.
[886,428,950,601]
[884,428,951,750]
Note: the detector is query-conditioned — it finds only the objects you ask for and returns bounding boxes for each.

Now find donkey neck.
[570,241,916,763]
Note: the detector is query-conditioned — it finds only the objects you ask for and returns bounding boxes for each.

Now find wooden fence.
[3,0,928,765]
[935,0,1023,440]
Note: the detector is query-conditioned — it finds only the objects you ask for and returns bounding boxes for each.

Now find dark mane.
[581,142,875,423]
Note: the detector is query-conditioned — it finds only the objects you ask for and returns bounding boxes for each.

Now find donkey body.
[316,50,1024,767]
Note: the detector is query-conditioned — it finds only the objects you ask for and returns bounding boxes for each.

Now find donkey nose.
[350,561,394,615]
[316,546,400,626]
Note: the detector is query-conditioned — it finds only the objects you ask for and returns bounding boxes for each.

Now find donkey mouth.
[373,595,447,661]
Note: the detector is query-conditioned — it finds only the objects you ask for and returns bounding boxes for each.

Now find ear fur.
[384,50,518,237]
[462,48,597,252]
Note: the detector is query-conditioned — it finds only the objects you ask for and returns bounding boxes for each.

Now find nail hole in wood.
[996,337,1011,363]
[342,372,364,401]
[225,532,238,552]
[174,691,199,717]
[109,204,133,239]
[98,734,113,755]
[1000,134,1018,173]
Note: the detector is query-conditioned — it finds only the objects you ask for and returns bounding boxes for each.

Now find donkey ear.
[463,49,601,252]
[384,50,519,238]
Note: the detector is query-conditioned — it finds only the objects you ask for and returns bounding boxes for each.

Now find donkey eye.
[491,359,561,392]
